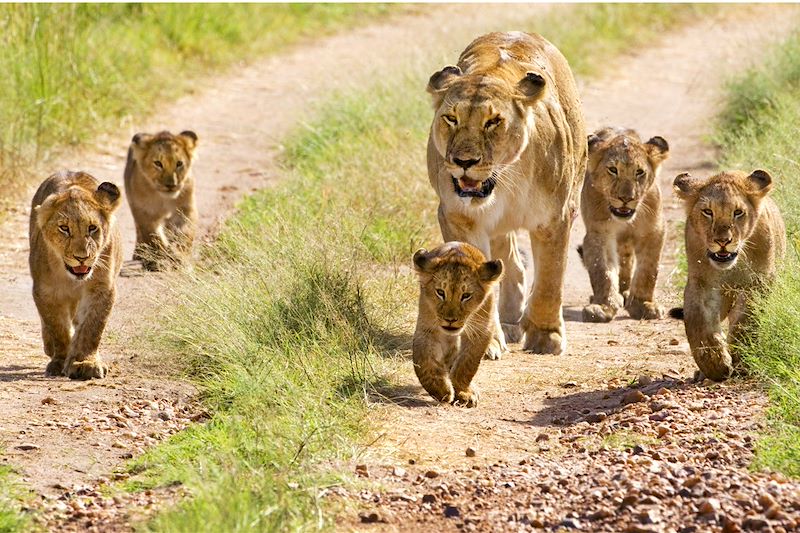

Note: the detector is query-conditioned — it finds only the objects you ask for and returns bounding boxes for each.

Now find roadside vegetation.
[0,3,397,205]
[714,30,800,477]
[122,4,716,530]
[0,464,32,533]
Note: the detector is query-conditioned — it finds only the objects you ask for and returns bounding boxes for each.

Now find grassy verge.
[126,4,718,530]
[0,464,33,533]
[714,29,800,476]
[0,4,398,203]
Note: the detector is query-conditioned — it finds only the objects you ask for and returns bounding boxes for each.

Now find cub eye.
[88,224,98,234]
[154,161,163,169]
[701,208,713,218]
[58,225,70,235]
[733,209,745,219]
[176,160,184,168]
[607,166,618,176]
[484,116,502,129]
[461,293,473,302]
[636,168,646,178]
[435,289,446,300]
[442,115,458,127]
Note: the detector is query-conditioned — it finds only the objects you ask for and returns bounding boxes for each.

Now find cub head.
[35,173,121,281]
[674,169,773,270]
[427,64,547,202]
[587,128,669,221]
[413,242,503,335]
[130,130,198,196]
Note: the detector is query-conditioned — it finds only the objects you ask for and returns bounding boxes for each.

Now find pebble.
[465,447,477,458]
[444,505,460,518]
[622,390,646,405]
[15,443,40,451]
[424,469,440,479]
[355,464,369,478]
[698,498,721,515]
[638,375,652,387]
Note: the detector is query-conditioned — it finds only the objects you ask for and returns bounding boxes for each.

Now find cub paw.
[484,338,506,361]
[523,327,565,355]
[501,322,522,344]
[66,359,108,380]
[45,359,65,377]
[582,304,616,323]
[453,388,479,408]
[626,298,664,320]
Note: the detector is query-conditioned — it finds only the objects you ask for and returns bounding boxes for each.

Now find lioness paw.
[626,298,664,320]
[582,304,616,323]
[501,322,523,343]
[45,359,65,377]
[523,327,565,355]
[67,359,108,380]
[453,388,479,408]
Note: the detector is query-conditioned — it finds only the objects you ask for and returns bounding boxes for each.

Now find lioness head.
[427,65,547,201]
[587,128,669,221]
[413,242,503,335]
[130,130,198,197]
[35,173,121,281]
[674,169,774,270]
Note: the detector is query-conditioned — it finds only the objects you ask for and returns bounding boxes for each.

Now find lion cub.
[412,242,503,407]
[579,127,669,322]
[673,169,785,381]
[124,130,198,270]
[29,171,123,379]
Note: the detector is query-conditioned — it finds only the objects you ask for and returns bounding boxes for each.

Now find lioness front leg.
[64,289,115,380]
[626,224,665,320]
[684,282,732,381]
[581,230,623,323]
[34,293,72,376]
[522,226,570,354]
[491,232,525,343]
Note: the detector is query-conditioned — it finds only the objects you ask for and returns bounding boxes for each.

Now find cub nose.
[453,156,481,170]
[618,194,635,204]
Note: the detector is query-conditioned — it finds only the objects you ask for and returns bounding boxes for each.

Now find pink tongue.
[460,178,481,190]
[72,265,90,274]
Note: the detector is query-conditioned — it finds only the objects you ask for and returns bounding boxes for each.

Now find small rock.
[422,494,436,504]
[156,409,174,421]
[535,433,550,442]
[424,469,440,479]
[111,441,127,449]
[359,512,380,524]
[355,464,369,478]
[638,375,652,387]
[657,425,669,438]
[698,498,721,515]
[742,517,769,530]
[765,504,784,520]
[639,509,661,524]
[41,397,57,405]
[465,447,477,458]
[122,406,139,418]
[392,466,406,477]
[589,509,613,520]
[669,338,680,346]
[607,340,619,346]
[654,387,671,396]
[622,390,646,405]
[562,381,579,388]
[683,476,702,488]
[14,444,39,451]
[757,493,776,510]
[561,518,582,529]
[586,412,607,423]
[444,505,460,518]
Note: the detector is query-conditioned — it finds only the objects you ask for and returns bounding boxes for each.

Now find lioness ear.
[673,173,698,200]
[427,65,462,94]
[645,136,670,167]
[34,197,58,230]
[517,72,546,101]
[479,259,504,283]
[179,130,199,152]
[413,248,432,273]
[746,169,773,197]
[95,182,122,212]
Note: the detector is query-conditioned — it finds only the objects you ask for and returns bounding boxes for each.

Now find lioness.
[579,127,670,322]
[412,242,503,407]
[673,169,785,381]
[29,171,123,379]
[124,130,198,270]
[427,31,586,357]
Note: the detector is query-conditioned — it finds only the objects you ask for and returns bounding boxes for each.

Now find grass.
[119,4,719,530]
[0,464,33,533]
[0,4,398,204]
[714,29,800,476]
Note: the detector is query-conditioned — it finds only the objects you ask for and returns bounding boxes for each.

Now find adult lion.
[426,32,586,356]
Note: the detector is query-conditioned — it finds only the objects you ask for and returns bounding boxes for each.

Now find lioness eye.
[154,161,163,169]
[607,166,618,176]
[176,160,184,168]
[88,224,98,234]
[701,208,713,218]
[435,289,446,300]
[461,293,472,302]
[733,209,744,218]
[484,116,502,129]
[58,225,70,235]
[442,115,458,127]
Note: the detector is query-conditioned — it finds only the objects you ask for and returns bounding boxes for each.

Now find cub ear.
[479,259,504,283]
[645,136,670,167]
[179,130,199,152]
[131,133,153,147]
[587,133,604,154]
[517,71,546,101]
[427,65,462,94]
[673,172,699,200]
[95,182,122,212]
[412,248,432,273]
[746,169,773,197]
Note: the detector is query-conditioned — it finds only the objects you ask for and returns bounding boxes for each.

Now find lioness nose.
[714,235,732,246]
[74,254,89,263]
[453,156,481,169]
[618,194,635,204]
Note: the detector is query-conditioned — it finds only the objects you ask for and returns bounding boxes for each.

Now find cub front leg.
[580,230,623,323]
[491,232,526,343]
[33,291,72,376]
[412,331,455,403]
[64,288,115,380]
[683,282,732,381]
[626,223,665,320]
[133,219,171,271]
[449,299,494,408]
[164,207,196,264]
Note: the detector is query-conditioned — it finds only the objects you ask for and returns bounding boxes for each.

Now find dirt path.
[342,6,800,533]
[0,4,570,530]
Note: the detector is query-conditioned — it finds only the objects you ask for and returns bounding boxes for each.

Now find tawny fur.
[579,127,669,322]
[426,32,586,357]
[29,171,123,379]
[674,169,786,381]
[124,130,198,270]
[412,242,503,407]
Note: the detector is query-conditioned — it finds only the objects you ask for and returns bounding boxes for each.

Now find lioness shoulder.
[579,127,669,322]
[124,130,198,270]
[29,171,122,379]
[412,242,503,407]
[673,169,786,380]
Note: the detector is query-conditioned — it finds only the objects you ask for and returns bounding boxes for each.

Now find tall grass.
[714,30,800,476]
[128,4,721,529]
[0,4,396,202]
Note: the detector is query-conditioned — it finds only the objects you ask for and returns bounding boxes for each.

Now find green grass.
[0,4,397,202]
[714,29,800,476]
[0,465,33,533]
[126,4,720,530]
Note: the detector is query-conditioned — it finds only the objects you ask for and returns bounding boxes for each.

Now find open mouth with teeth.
[452,176,497,198]
[610,206,635,219]
[66,264,92,279]
[441,325,462,333]
[708,250,738,263]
